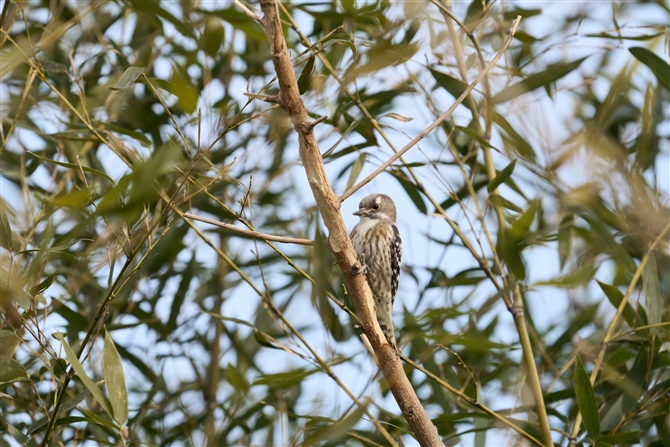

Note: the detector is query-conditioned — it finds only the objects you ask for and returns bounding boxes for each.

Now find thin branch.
[340,16,521,202]
[183,212,314,246]
[256,0,443,444]
[234,0,261,22]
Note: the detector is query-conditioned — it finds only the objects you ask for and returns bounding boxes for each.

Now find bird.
[349,194,402,352]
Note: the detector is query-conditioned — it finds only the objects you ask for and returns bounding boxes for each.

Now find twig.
[340,16,522,202]
[183,212,314,246]
[234,0,261,22]
[243,92,278,103]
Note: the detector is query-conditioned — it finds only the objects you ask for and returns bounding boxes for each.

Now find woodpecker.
[350,194,402,351]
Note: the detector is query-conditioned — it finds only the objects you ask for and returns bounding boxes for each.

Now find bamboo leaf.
[492,112,537,163]
[430,68,474,110]
[574,357,600,441]
[642,254,661,335]
[200,18,225,56]
[393,170,427,214]
[597,281,637,328]
[533,265,597,288]
[492,57,587,104]
[96,121,152,148]
[346,152,367,190]
[488,159,517,192]
[558,215,573,270]
[54,333,115,422]
[489,194,523,213]
[297,55,315,95]
[110,66,145,91]
[629,47,670,92]
[27,151,114,184]
[29,273,56,296]
[103,330,128,425]
[303,402,368,446]
[0,202,14,251]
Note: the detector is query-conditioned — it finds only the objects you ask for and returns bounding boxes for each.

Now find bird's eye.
[373,204,379,210]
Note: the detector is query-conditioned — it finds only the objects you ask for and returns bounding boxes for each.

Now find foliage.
[1,0,668,446]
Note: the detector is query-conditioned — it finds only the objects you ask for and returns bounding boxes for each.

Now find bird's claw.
[352,262,368,275]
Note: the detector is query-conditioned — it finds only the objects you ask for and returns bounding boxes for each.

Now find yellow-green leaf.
[642,254,661,335]
[201,18,225,56]
[103,330,128,425]
[303,402,368,446]
[110,67,145,91]
[345,153,367,190]
[54,333,115,422]
[491,57,587,104]
[29,273,56,297]
[488,159,517,192]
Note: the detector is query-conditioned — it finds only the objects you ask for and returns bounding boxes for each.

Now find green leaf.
[0,202,14,251]
[489,194,522,213]
[200,18,225,56]
[29,272,56,296]
[6,423,28,444]
[96,121,151,148]
[253,368,317,388]
[54,304,90,332]
[629,47,670,92]
[587,33,663,41]
[488,159,517,192]
[208,8,267,42]
[345,152,367,190]
[393,170,427,214]
[303,402,368,446]
[128,0,196,39]
[103,330,128,425]
[597,281,636,328]
[598,431,643,445]
[491,57,587,104]
[109,66,145,91]
[253,331,282,350]
[54,333,115,422]
[642,254,661,335]
[430,68,474,110]
[533,265,597,288]
[27,151,115,184]
[226,363,250,393]
[622,347,647,413]
[345,41,419,81]
[297,55,315,95]
[574,357,600,441]
[492,112,537,163]
[503,7,542,21]
[558,215,573,270]
[455,126,497,149]
[170,65,199,114]
[510,200,538,240]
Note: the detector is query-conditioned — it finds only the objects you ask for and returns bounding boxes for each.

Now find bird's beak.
[353,209,364,216]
